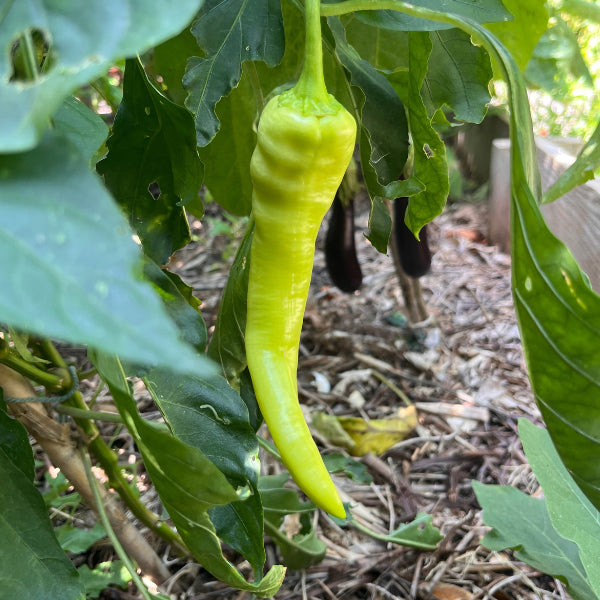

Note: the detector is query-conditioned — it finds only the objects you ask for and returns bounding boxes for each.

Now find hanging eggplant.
[325,158,362,293]
[392,196,431,279]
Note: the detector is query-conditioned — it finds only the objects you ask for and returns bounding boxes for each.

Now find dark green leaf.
[259,474,316,515]
[154,26,202,106]
[207,221,254,384]
[0,393,35,481]
[197,0,305,216]
[388,32,449,236]
[184,0,285,146]
[94,353,283,596]
[143,261,208,353]
[77,561,131,598]
[53,97,109,164]
[0,446,85,600]
[0,132,215,378]
[55,522,106,554]
[519,420,600,595]
[365,193,392,254]
[143,366,265,575]
[239,368,263,433]
[323,452,373,484]
[329,18,408,187]
[424,29,492,123]
[0,0,205,152]
[196,67,257,216]
[474,482,595,600]
[97,58,202,265]
[264,511,326,570]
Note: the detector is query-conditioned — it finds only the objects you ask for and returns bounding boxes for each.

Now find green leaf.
[354,0,511,32]
[474,482,596,600]
[97,58,202,265]
[77,561,131,599]
[0,0,205,152]
[197,0,305,216]
[323,452,373,484]
[0,446,85,600]
[337,511,442,551]
[424,29,492,123]
[95,353,284,597]
[364,193,392,253]
[196,66,257,216]
[184,0,285,147]
[388,32,449,235]
[53,97,109,164]
[329,18,408,187]
[207,221,254,384]
[0,393,35,481]
[142,366,265,576]
[143,261,208,353]
[154,26,202,106]
[519,420,600,596]
[264,511,327,570]
[485,0,549,71]
[55,522,107,554]
[0,132,215,378]
[543,121,600,204]
[259,474,317,514]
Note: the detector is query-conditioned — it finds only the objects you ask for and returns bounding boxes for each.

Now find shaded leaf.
[143,261,208,353]
[388,32,449,236]
[207,221,254,385]
[97,58,202,265]
[0,447,85,600]
[94,353,285,597]
[0,393,35,481]
[329,18,408,187]
[475,481,595,600]
[53,97,109,164]
[519,420,600,596]
[0,132,215,377]
[184,0,285,146]
[143,366,265,576]
[0,0,205,152]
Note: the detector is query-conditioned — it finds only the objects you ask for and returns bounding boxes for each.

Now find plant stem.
[294,0,329,102]
[20,29,39,81]
[82,449,159,600]
[66,390,188,553]
[54,404,124,423]
[0,350,64,391]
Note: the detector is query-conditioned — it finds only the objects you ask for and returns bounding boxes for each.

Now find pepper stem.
[293,0,329,102]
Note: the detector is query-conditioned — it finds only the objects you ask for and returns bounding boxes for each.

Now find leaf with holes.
[0,0,204,152]
[183,0,285,147]
[97,58,203,265]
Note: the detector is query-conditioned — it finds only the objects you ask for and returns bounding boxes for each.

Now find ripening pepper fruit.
[244,0,356,518]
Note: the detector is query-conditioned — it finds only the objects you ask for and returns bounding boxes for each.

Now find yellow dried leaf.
[337,406,418,456]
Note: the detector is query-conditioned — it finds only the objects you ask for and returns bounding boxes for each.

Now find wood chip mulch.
[163,197,563,600]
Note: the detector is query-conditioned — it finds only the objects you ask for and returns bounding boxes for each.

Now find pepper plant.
[0,1,599,599]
